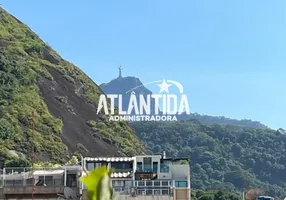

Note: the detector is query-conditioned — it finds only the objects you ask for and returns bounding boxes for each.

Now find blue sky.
[1,0,285,129]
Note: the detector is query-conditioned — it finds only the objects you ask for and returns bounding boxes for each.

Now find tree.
[181,160,189,165]
[245,189,266,200]
[214,191,227,200]
[196,190,204,199]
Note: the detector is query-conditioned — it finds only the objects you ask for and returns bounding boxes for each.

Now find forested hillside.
[189,113,269,129]
[133,120,286,196]
[0,7,145,166]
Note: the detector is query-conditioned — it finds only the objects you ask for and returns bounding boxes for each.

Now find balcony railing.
[136,189,171,196]
[135,180,172,187]
[136,167,158,173]
[3,178,64,187]
[136,164,171,173]
[112,187,172,196]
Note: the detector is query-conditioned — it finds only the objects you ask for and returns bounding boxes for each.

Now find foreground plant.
[80,166,118,200]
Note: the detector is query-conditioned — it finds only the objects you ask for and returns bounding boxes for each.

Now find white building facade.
[83,154,191,200]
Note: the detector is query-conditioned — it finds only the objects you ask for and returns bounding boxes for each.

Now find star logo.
[158,79,172,93]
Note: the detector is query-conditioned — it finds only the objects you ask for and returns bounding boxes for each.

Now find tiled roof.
[85,157,134,162]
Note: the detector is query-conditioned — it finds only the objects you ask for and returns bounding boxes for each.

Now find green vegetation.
[133,120,286,196]
[0,7,145,166]
[80,166,116,200]
[87,120,145,156]
[33,155,79,169]
[192,190,240,200]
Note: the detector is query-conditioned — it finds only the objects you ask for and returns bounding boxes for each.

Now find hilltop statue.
[118,66,123,78]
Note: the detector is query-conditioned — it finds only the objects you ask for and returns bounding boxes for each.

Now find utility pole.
[31,110,36,200]
[243,171,248,200]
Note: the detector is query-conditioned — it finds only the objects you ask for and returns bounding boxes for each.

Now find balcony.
[136,167,158,173]
[112,168,133,173]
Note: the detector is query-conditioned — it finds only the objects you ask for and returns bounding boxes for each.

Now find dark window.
[137,162,143,171]
[153,162,158,173]
[67,174,77,187]
[111,162,132,169]
[143,157,152,172]
[38,176,53,186]
[160,164,170,173]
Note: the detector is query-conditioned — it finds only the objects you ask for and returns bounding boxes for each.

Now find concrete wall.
[171,165,190,180]
[174,188,190,200]
[82,189,174,200]
[158,173,172,180]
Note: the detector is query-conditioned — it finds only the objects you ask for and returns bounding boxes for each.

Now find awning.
[111,172,132,178]
[85,157,134,162]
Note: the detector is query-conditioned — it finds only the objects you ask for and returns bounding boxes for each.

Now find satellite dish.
[64,187,78,199]
[57,187,81,200]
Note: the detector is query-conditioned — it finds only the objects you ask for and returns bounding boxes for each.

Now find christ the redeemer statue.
[118,66,123,78]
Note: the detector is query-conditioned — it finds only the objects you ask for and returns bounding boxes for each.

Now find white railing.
[134,180,172,187]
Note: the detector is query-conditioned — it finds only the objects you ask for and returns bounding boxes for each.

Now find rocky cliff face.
[0,7,145,166]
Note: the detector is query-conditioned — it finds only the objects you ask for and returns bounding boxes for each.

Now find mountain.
[100,75,158,115]
[189,113,269,129]
[132,120,286,196]
[0,8,145,166]
[100,75,268,129]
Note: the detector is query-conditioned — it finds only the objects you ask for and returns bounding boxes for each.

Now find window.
[95,163,101,168]
[160,164,170,173]
[111,162,132,169]
[153,162,158,173]
[143,157,152,172]
[137,162,143,171]
[87,163,94,171]
[175,181,188,188]
[112,180,124,187]
[154,181,160,186]
[67,174,77,187]
[161,181,169,186]
[39,176,53,186]
[125,180,132,187]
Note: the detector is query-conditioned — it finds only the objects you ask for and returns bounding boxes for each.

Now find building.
[83,153,191,200]
[0,166,82,199]
[0,153,191,200]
